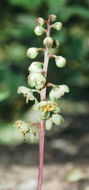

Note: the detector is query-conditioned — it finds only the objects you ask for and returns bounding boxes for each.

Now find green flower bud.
[43,37,53,48]
[55,56,66,67]
[35,17,44,26]
[52,22,62,30]
[34,26,45,36]
[17,86,35,103]
[46,118,53,130]
[28,73,46,90]
[28,62,43,73]
[50,14,57,22]
[52,114,63,125]
[26,48,38,59]
[15,120,29,135]
[49,85,70,100]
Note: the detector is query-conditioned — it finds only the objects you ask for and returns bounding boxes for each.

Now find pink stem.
[37,120,45,190]
[36,16,51,190]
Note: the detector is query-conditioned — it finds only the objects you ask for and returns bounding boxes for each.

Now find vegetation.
[0,0,89,124]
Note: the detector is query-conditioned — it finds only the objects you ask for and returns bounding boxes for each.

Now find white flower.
[52,114,63,125]
[26,48,38,59]
[34,26,44,36]
[46,118,53,130]
[55,56,66,67]
[52,22,62,30]
[28,73,46,90]
[28,62,43,73]
[15,120,29,135]
[49,85,70,100]
[33,100,60,120]
[43,37,53,48]
[17,86,35,103]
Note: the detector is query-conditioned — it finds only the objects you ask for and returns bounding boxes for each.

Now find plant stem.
[37,120,45,190]
[36,16,50,190]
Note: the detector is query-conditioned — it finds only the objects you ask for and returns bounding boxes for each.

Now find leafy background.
[0,0,89,144]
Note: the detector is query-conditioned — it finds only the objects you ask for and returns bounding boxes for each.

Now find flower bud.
[52,22,62,30]
[49,85,70,100]
[50,14,57,22]
[46,118,53,130]
[52,114,63,125]
[15,120,29,135]
[28,73,46,90]
[35,17,44,26]
[53,40,59,48]
[28,62,43,73]
[43,37,53,48]
[34,26,45,36]
[55,56,66,67]
[26,48,38,59]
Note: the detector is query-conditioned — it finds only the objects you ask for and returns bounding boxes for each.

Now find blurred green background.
[0,0,89,145]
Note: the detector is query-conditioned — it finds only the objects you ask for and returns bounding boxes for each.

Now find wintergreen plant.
[15,14,70,190]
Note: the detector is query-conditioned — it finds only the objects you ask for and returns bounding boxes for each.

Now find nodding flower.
[49,85,70,100]
[34,26,45,36]
[26,47,39,59]
[28,72,46,90]
[15,120,30,136]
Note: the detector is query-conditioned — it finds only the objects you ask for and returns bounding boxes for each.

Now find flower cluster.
[15,120,39,141]
[33,100,63,130]
[15,14,70,140]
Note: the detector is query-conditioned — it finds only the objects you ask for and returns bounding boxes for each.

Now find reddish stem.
[37,120,45,190]
[47,83,54,87]
[36,16,51,190]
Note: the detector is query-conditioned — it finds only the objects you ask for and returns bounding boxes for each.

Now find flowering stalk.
[37,16,51,190]
[15,14,70,190]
